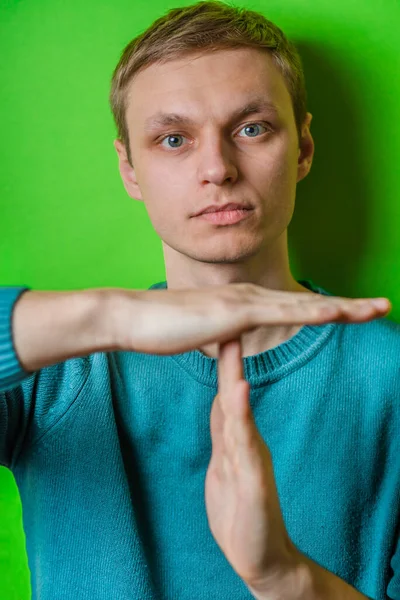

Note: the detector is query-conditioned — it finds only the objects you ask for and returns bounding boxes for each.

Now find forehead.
[126,48,291,128]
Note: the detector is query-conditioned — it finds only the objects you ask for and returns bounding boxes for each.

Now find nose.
[198,138,239,186]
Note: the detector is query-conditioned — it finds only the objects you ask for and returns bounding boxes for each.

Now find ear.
[113,139,143,200]
[296,112,314,183]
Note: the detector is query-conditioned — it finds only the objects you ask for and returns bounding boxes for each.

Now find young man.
[1,2,399,599]
[113,46,315,359]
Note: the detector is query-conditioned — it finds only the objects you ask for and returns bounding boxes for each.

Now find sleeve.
[0,286,33,391]
[0,286,93,469]
[387,523,400,599]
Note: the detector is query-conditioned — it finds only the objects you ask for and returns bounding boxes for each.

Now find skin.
[114,47,316,358]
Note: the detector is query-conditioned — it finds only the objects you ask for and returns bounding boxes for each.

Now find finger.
[217,338,245,409]
[250,296,392,326]
[209,392,225,457]
[319,297,390,323]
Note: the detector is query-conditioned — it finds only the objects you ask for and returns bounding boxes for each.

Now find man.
[113,47,315,359]
[0,2,399,599]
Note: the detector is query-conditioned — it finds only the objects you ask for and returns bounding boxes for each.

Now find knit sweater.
[0,279,399,600]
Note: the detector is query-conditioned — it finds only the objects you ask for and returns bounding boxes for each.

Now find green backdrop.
[1,0,399,597]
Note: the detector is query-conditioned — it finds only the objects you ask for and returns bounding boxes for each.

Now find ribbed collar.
[147,279,337,385]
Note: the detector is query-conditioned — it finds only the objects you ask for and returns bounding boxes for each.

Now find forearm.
[298,553,373,600]
[247,551,373,600]
[12,287,123,372]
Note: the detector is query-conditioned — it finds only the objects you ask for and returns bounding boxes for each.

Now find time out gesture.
[114,282,391,593]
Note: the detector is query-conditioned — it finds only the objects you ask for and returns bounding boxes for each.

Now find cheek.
[257,158,294,200]
[138,185,182,234]
[257,156,297,222]
[273,143,299,190]
[142,162,186,205]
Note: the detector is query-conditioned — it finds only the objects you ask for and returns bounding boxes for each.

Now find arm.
[10,286,126,373]
[0,285,131,467]
[248,551,373,600]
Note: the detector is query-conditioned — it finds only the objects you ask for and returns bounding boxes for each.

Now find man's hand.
[112,282,390,584]
[114,282,391,355]
[204,335,298,589]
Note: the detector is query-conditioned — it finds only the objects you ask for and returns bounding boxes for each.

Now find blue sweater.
[0,279,399,600]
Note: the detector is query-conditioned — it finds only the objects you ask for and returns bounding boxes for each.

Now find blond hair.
[109,0,308,167]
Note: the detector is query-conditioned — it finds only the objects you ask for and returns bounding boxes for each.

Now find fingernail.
[371,298,389,309]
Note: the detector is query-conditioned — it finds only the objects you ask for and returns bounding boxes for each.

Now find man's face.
[115,47,313,268]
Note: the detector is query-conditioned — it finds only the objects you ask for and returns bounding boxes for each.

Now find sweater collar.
[147,279,337,384]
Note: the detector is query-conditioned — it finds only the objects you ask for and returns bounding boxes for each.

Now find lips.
[197,203,252,216]
[210,207,249,213]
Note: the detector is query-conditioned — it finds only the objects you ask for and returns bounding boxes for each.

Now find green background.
[1,0,399,597]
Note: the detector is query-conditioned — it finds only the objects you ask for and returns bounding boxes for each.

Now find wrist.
[94,286,142,352]
[84,287,126,353]
[246,550,312,600]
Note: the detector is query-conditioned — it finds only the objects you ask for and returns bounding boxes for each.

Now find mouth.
[196,207,253,225]
[194,203,253,217]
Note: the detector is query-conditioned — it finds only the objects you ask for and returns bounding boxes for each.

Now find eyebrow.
[143,96,280,132]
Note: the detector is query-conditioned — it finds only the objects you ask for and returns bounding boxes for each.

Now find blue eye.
[237,123,268,138]
[159,122,269,150]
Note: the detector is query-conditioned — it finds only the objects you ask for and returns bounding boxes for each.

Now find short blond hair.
[109,0,308,166]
